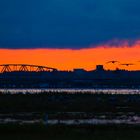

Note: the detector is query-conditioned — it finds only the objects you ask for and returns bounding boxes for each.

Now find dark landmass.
[0,92,140,113]
[1,65,140,88]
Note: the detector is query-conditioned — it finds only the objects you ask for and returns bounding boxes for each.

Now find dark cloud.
[0,0,140,49]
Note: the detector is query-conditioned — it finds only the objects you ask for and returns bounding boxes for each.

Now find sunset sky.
[0,0,140,70]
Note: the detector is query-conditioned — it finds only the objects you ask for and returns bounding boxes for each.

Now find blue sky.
[0,0,140,49]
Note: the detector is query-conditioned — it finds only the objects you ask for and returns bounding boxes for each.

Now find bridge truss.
[0,64,57,73]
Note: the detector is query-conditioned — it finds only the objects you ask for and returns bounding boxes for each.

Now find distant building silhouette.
[73,69,86,74]
[96,65,104,71]
[0,64,140,88]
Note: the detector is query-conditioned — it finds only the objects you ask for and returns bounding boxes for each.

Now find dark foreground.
[0,92,140,140]
[0,124,140,140]
[0,92,140,113]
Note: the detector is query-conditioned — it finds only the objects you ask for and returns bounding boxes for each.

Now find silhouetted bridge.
[0,64,57,73]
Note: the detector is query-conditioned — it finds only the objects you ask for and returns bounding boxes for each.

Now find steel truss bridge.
[0,64,57,73]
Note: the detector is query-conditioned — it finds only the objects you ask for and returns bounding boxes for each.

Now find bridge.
[0,64,57,73]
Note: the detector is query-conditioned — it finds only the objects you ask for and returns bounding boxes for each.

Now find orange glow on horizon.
[0,44,140,71]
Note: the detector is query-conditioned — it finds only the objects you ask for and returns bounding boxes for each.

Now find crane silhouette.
[106,61,120,64]
[120,63,134,66]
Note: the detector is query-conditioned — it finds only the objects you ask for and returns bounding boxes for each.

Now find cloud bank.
[0,0,140,49]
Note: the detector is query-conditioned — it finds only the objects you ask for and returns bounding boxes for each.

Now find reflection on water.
[0,88,140,94]
[47,117,140,125]
[0,112,140,125]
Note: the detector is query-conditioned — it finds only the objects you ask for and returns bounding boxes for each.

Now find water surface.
[0,88,140,94]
